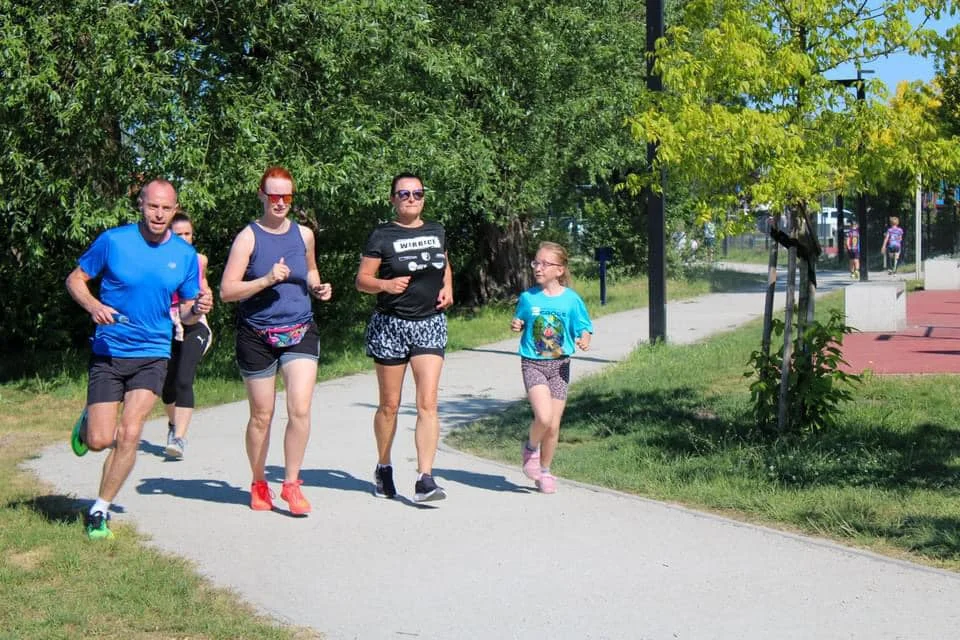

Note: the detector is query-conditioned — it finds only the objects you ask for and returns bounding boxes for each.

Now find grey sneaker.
[413,474,446,503]
[165,437,185,459]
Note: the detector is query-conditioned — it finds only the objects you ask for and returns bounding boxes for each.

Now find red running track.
[841,290,960,374]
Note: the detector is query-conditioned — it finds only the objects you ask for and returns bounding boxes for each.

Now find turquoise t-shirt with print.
[514,286,593,360]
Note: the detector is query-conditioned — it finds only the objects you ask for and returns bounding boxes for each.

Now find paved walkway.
[843,288,960,374]
[28,265,960,640]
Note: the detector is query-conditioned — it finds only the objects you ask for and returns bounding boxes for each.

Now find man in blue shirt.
[65,179,214,539]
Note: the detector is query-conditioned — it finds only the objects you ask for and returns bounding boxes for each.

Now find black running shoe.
[374,465,397,498]
[84,510,114,540]
[413,473,446,503]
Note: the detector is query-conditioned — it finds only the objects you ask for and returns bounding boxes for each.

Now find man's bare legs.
[87,389,158,502]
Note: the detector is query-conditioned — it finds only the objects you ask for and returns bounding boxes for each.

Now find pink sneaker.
[250,480,274,511]
[521,445,541,481]
[536,472,557,494]
[280,479,312,515]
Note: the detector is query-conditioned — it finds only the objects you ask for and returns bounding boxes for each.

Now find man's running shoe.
[71,408,89,457]
[374,465,397,498]
[164,437,186,459]
[280,479,311,515]
[521,444,541,481]
[413,474,446,503]
[85,510,114,539]
[250,480,274,511]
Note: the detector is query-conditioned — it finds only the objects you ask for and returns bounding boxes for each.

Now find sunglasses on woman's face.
[265,193,293,204]
[393,189,425,201]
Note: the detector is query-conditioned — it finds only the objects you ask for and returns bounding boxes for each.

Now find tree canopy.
[1,0,648,358]
[627,0,960,228]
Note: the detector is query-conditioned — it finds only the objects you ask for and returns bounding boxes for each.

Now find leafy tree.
[628,0,958,433]
[938,24,960,137]
[932,24,960,251]
[1,1,205,354]
[861,80,960,257]
[1,0,650,367]
[422,1,649,304]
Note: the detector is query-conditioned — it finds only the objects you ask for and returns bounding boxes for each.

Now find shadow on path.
[8,494,126,523]
[432,467,531,493]
[270,466,372,494]
[136,477,249,506]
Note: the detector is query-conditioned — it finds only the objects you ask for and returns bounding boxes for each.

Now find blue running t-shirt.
[78,223,201,358]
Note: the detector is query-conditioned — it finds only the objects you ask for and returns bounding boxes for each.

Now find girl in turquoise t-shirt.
[511,242,593,493]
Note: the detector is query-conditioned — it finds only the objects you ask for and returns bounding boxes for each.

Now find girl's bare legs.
[526,384,554,450]
[528,388,566,469]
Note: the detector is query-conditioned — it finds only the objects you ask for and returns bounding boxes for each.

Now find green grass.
[1,268,744,639]
[0,384,321,640]
[448,292,960,570]
[721,243,779,264]
[7,268,955,638]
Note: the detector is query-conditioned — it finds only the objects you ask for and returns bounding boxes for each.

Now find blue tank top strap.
[238,221,313,330]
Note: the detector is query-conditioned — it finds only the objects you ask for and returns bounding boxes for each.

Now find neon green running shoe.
[71,407,89,457]
[84,511,114,540]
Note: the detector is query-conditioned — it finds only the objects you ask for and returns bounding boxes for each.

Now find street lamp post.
[646,0,666,343]
[837,193,846,264]
[831,68,874,280]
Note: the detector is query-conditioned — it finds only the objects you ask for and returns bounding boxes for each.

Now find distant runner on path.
[161,211,213,460]
[881,216,904,275]
[846,219,861,280]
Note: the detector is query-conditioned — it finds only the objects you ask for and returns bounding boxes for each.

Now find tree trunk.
[761,214,780,363]
[795,207,816,334]
[456,216,532,306]
[778,221,798,434]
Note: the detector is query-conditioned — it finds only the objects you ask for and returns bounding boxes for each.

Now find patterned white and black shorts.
[365,311,447,365]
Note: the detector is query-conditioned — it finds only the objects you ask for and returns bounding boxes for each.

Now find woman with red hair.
[220,166,333,516]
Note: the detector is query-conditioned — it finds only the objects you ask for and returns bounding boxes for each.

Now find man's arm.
[65,267,119,325]
[178,251,213,325]
[178,294,213,325]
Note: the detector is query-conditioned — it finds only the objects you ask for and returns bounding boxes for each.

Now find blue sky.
[830,11,955,95]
